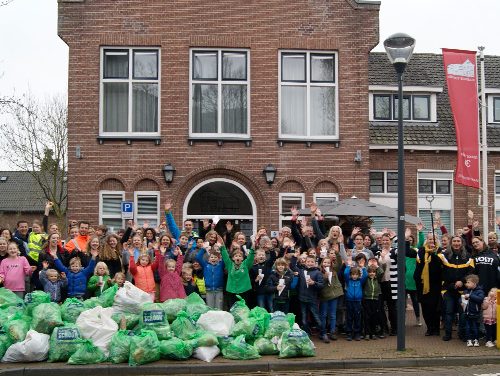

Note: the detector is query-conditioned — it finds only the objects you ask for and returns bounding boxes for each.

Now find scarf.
[421,244,436,295]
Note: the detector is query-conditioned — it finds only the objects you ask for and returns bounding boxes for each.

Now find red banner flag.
[442,48,480,188]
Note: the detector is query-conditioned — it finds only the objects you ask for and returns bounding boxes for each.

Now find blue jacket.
[464,286,485,317]
[54,258,96,298]
[293,264,324,303]
[196,250,225,291]
[344,266,368,301]
[165,211,198,252]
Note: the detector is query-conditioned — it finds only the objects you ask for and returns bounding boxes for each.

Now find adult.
[100,234,124,278]
[290,206,320,252]
[34,232,66,289]
[64,221,90,253]
[438,235,474,341]
[471,236,500,296]
[376,233,398,336]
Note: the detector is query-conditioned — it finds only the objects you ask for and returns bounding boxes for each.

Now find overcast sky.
[1,0,499,98]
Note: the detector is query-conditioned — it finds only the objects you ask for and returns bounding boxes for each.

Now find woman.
[472,236,500,297]
[405,232,421,327]
[100,234,124,278]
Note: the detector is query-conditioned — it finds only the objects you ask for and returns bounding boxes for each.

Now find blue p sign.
[121,201,134,219]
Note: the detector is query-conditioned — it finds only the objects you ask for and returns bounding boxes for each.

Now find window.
[494,97,500,123]
[313,193,339,207]
[496,174,500,236]
[279,193,305,229]
[279,51,338,139]
[100,48,159,135]
[99,191,125,231]
[417,171,453,233]
[418,177,451,195]
[134,192,160,227]
[369,171,398,194]
[373,93,431,121]
[190,49,249,137]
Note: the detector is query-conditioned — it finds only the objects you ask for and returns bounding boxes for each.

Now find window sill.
[277,139,340,148]
[97,136,162,145]
[188,137,252,147]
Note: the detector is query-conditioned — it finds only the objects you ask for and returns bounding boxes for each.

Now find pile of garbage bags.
[0,285,315,366]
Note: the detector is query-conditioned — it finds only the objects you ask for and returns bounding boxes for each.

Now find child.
[53,248,98,299]
[267,257,296,314]
[0,236,8,265]
[129,251,160,302]
[363,260,385,339]
[158,247,185,302]
[196,248,225,310]
[319,256,343,343]
[292,254,324,336]
[344,260,368,341]
[250,248,277,312]
[27,220,48,262]
[191,260,206,299]
[221,243,255,308]
[0,242,34,298]
[87,262,113,297]
[39,261,67,303]
[482,287,497,347]
[181,263,199,295]
[113,272,126,288]
[463,274,485,347]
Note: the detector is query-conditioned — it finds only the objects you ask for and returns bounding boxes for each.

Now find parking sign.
[121,201,134,219]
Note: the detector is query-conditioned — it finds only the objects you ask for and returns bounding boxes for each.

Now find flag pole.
[478,46,488,236]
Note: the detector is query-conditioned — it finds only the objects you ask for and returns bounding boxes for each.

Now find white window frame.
[313,193,339,206]
[369,85,441,123]
[417,170,454,231]
[279,193,305,229]
[487,91,500,124]
[369,170,399,195]
[278,50,339,140]
[188,48,251,139]
[99,190,125,230]
[99,47,161,136]
[134,191,160,227]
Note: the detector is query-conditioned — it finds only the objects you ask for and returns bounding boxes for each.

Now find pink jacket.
[0,256,32,292]
[482,297,497,324]
[158,253,186,302]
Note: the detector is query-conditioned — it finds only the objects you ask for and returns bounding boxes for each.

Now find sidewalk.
[1,313,498,375]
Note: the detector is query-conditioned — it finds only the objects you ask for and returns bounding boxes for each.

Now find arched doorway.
[183,178,257,237]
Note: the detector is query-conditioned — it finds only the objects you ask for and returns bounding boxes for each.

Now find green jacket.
[319,256,344,301]
[363,267,384,300]
[87,275,112,297]
[221,245,254,294]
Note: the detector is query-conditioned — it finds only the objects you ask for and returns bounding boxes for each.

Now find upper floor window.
[369,171,398,194]
[373,94,430,121]
[189,49,250,138]
[279,193,305,229]
[493,97,500,123]
[495,174,500,195]
[100,48,160,135]
[279,51,338,140]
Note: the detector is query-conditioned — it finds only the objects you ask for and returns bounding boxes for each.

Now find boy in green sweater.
[363,258,385,339]
[220,244,255,308]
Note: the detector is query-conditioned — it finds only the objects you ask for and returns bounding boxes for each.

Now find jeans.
[465,316,479,340]
[320,298,339,335]
[443,292,464,338]
[273,299,290,314]
[256,293,273,313]
[300,301,322,334]
[406,290,420,318]
[345,300,362,337]
[206,290,224,310]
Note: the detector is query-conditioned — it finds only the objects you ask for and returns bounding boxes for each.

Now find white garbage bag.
[76,306,117,357]
[113,281,151,314]
[2,330,49,362]
[193,345,220,362]
[197,311,235,337]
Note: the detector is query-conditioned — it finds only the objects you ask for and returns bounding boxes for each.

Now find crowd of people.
[0,201,499,348]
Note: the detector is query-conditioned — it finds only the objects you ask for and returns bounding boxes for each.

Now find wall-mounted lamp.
[162,163,176,184]
[263,164,277,186]
[354,150,362,163]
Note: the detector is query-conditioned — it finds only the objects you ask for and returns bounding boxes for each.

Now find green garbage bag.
[170,311,197,340]
[67,339,107,365]
[129,330,161,366]
[4,316,31,342]
[97,284,118,307]
[48,324,83,362]
[265,311,294,339]
[111,312,140,330]
[161,298,186,322]
[278,328,315,358]
[217,336,233,350]
[188,331,218,348]
[0,329,13,359]
[108,330,134,364]
[24,291,51,316]
[222,335,260,360]
[229,295,250,322]
[248,306,270,338]
[254,337,278,355]
[31,302,64,334]
[185,293,210,321]
[61,298,86,323]
[0,305,24,323]
[83,297,100,309]
[159,337,193,360]
[0,288,24,310]
[139,303,172,340]
[230,317,260,340]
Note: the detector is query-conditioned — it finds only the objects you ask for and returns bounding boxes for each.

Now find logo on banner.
[446,59,475,80]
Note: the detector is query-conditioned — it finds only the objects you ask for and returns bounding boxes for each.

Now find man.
[64,221,90,253]
[164,201,199,248]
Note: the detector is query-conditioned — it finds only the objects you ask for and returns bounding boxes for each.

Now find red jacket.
[158,253,186,302]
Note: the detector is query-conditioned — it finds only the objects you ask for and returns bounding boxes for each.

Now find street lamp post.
[383,33,415,352]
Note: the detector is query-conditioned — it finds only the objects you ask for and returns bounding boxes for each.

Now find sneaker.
[346,336,352,341]
[416,319,422,327]
[354,335,361,341]
[320,334,330,344]
[466,340,473,347]
[485,341,495,348]
[473,339,480,347]
[328,333,337,341]
[442,335,451,341]
[378,334,385,339]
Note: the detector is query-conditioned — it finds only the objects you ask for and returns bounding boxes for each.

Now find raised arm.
[164,200,181,240]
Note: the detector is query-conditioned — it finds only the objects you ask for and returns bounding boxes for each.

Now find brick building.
[57,0,500,236]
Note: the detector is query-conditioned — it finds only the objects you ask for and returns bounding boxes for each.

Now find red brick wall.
[58,0,379,231]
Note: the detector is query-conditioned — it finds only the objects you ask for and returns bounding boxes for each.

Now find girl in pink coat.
[158,247,185,302]
[0,242,34,298]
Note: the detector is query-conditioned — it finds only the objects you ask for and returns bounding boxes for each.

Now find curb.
[1,355,499,375]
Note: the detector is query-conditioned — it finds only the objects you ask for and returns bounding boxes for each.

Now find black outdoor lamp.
[162,163,176,184]
[384,32,415,352]
[263,164,277,185]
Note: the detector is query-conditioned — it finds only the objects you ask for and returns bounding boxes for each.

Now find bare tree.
[0,93,67,225]
[0,0,15,7]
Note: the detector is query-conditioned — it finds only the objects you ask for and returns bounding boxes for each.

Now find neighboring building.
[0,171,59,230]
[57,0,500,236]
